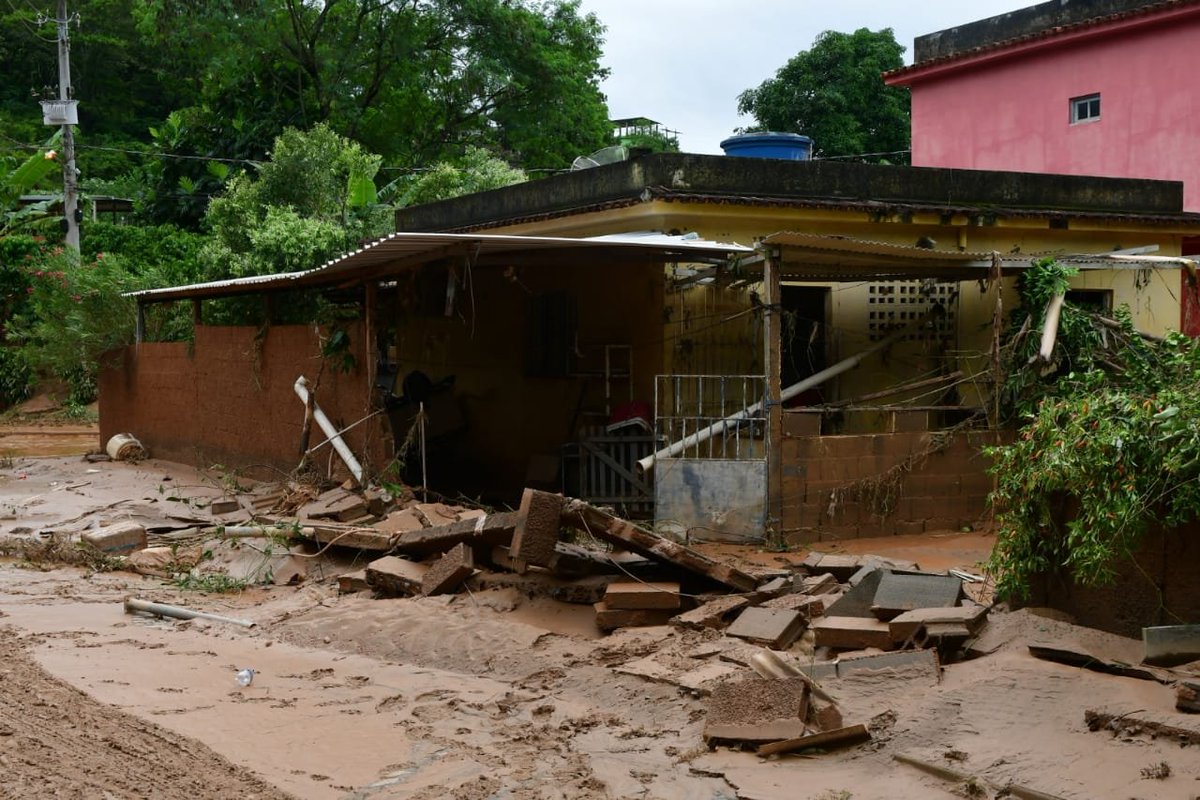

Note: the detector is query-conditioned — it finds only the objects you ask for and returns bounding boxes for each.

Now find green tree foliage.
[737,28,910,162]
[394,146,527,207]
[986,260,1200,597]
[200,123,390,281]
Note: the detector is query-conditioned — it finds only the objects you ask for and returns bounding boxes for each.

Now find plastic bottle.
[235,668,255,687]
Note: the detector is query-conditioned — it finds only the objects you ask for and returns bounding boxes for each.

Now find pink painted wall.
[906,14,1200,210]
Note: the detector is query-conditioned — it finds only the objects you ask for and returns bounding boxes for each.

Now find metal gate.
[653,374,768,543]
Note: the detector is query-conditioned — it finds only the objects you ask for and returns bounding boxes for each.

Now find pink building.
[887,0,1200,331]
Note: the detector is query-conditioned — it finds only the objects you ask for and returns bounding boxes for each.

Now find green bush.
[0,346,32,409]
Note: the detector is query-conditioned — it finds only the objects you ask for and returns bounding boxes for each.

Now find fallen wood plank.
[756,724,871,757]
[560,498,758,592]
[893,752,1067,800]
[365,555,428,597]
[392,511,518,556]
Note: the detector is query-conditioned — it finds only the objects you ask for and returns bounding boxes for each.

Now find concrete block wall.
[99,323,391,477]
[780,429,1008,544]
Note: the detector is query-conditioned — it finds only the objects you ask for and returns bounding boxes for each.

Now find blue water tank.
[719,132,813,161]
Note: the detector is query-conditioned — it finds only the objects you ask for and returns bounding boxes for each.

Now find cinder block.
[811,616,894,650]
[365,555,429,597]
[870,572,964,621]
[594,601,674,632]
[82,521,146,554]
[603,581,681,610]
[421,543,476,595]
[726,606,806,649]
[510,488,562,569]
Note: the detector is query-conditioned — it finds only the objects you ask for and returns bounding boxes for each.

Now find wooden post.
[762,245,783,545]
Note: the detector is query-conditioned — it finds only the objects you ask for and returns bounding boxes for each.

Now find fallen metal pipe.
[124,597,257,628]
[294,376,364,484]
[638,316,931,474]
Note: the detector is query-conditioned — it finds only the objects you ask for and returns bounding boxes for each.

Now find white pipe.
[638,318,928,475]
[294,376,364,484]
[1036,292,1066,363]
[124,597,256,628]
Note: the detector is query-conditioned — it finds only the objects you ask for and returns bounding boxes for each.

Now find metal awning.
[128,231,752,303]
[757,232,1197,281]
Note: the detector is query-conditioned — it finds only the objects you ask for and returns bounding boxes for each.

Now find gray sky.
[575,0,1036,154]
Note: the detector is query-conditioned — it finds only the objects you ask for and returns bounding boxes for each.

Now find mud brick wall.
[781,430,1008,544]
[1025,520,1200,638]
[99,323,391,477]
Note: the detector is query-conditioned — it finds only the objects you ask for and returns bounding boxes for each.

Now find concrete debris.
[364,555,429,597]
[603,581,682,610]
[420,542,476,596]
[726,607,806,650]
[1142,624,1200,667]
[82,520,147,554]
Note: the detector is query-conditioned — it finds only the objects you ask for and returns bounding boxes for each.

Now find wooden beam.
[762,246,783,543]
[756,724,871,757]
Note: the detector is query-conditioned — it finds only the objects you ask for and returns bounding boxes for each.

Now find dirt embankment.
[0,626,294,800]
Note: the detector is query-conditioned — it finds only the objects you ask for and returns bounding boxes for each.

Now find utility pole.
[54,0,79,251]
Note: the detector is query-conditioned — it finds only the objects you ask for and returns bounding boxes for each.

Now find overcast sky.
[575,0,1037,155]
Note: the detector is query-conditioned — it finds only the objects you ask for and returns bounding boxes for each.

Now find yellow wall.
[489,202,1194,428]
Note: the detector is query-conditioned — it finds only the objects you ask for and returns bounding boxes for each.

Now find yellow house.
[394,153,1200,543]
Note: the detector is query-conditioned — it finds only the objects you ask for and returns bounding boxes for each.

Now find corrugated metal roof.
[760,232,1195,281]
[128,231,752,303]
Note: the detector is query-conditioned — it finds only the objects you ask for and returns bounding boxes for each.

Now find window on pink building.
[1070,93,1101,124]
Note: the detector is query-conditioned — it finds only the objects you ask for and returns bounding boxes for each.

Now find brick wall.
[98,323,391,477]
[781,429,1008,544]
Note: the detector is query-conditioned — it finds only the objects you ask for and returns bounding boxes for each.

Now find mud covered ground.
[2,454,1200,799]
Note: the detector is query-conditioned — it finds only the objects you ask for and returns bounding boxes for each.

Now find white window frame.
[1070,93,1101,124]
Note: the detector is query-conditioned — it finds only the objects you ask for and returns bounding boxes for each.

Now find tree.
[200,123,390,281]
[394,146,526,207]
[737,28,910,163]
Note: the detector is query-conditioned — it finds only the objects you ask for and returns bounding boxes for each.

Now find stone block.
[670,595,751,630]
[365,555,428,597]
[889,604,988,643]
[421,543,476,595]
[726,607,806,649]
[594,601,675,632]
[337,570,369,594]
[82,520,146,554]
[870,572,963,621]
[811,616,894,650]
[603,581,681,610]
[510,488,562,569]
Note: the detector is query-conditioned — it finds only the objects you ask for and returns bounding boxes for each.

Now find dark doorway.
[780,285,829,405]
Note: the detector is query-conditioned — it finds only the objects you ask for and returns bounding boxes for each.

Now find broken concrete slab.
[888,604,989,643]
[372,509,425,534]
[127,544,202,577]
[705,677,810,747]
[594,601,675,632]
[470,571,616,605]
[761,593,825,619]
[364,555,429,597]
[811,617,894,651]
[421,543,476,596]
[308,525,396,552]
[603,581,681,610]
[726,607,806,650]
[836,649,940,680]
[614,655,741,695]
[798,573,839,595]
[560,499,758,593]
[870,572,963,621]
[392,511,518,556]
[671,595,751,630]
[510,489,563,570]
[82,520,147,554]
[546,542,652,577]
[1027,643,1170,683]
[1142,624,1200,667]
[411,502,459,527]
[300,489,368,522]
[209,498,240,515]
[1176,681,1200,713]
[808,554,862,582]
[337,570,369,594]
[823,569,886,619]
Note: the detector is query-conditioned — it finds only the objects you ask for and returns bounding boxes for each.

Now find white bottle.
[235,668,255,687]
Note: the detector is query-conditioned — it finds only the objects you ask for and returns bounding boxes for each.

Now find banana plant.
[1,131,64,237]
